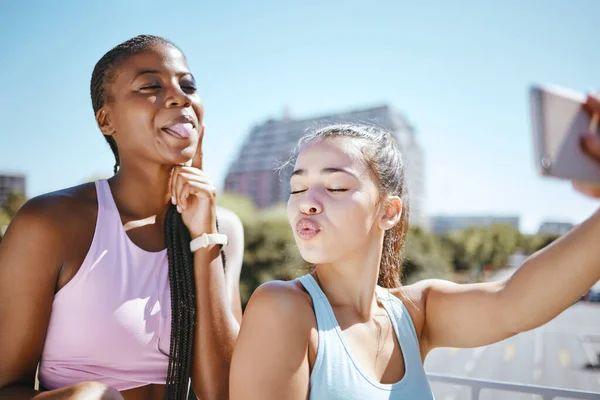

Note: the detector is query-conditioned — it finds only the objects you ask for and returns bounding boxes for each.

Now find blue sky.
[1,0,599,233]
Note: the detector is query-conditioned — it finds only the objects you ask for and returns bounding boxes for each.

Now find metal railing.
[427,373,600,400]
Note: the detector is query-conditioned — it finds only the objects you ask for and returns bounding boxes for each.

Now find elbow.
[496,278,534,336]
[495,279,523,337]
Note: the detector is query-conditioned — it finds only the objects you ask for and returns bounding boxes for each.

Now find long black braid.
[90,35,225,399]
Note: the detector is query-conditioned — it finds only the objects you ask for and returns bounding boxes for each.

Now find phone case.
[530,84,600,183]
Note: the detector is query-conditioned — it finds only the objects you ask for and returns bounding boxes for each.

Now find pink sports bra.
[39,180,171,391]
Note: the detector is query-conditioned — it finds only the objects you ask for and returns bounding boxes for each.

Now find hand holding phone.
[581,95,600,158]
[530,85,600,184]
[573,95,600,197]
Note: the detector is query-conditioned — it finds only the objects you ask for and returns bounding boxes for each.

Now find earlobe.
[379,196,403,231]
[96,108,115,137]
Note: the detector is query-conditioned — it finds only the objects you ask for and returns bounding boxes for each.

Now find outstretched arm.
[419,94,600,353]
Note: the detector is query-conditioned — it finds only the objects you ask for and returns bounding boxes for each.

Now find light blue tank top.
[298,274,435,399]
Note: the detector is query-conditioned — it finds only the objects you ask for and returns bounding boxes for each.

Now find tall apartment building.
[224,105,428,228]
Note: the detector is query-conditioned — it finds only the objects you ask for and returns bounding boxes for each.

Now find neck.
[313,235,385,321]
[108,160,173,220]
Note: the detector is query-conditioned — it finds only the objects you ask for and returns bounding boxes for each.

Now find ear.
[96,108,115,137]
[378,195,403,231]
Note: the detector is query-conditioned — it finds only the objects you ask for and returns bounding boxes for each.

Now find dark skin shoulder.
[0,183,165,399]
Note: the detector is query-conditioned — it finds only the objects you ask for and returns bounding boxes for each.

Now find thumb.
[585,93,600,116]
[191,124,205,169]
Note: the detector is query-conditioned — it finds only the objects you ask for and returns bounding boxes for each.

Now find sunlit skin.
[230,95,600,400]
[0,43,242,400]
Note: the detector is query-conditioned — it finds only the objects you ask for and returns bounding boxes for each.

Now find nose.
[299,190,323,215]
[165,83,191,109]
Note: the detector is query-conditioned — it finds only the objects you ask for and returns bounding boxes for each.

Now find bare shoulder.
[391,279,463,311]
[244,279,315,329]
[7,182,97,237]
[387,280,442,339]
[389,279,480,340]
[19,183,96,218]
[232,279,315,398]
[1,182,99,276]
[247,279,313,313]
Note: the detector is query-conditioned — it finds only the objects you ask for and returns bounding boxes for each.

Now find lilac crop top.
[39,180,172,391]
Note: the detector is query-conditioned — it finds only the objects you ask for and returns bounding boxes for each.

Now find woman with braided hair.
[0,35,243,400]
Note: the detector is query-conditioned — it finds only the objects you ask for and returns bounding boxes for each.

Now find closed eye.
[291,188,347,194]
[140,85,161,90]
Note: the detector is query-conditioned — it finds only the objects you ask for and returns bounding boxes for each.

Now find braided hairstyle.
[90,35,208,399]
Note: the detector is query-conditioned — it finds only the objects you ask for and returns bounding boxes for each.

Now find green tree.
[2,191,27,218]
[402,227,454,284]
[521,233,560,255]
[450,224,523,272]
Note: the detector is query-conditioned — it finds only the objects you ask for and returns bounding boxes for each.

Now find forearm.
[0,382,120,400]
[502,207,600,331]
[190,245,240,399]
[0,385,41,399]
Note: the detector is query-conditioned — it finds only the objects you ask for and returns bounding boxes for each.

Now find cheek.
[328,195,374,231]
[192,100,204,122]
[114,101,154,134]
[287,199,295,226]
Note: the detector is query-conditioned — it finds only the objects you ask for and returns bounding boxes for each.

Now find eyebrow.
[131,69,195,83]
[290,167,357,178]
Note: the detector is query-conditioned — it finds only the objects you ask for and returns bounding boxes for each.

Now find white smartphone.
[530,84,600,183]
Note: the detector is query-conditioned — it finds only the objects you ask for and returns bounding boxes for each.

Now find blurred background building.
[0,173,26,209]
[430,214,520,234]
[537,221,574,236]
[223,105,429,229]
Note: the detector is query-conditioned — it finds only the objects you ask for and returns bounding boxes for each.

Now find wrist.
[190,232,228,253]
[189,222,218,239]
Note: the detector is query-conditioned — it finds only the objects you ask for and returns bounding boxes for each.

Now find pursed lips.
[296,218,321,239]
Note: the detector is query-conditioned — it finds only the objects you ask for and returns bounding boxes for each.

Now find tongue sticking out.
[166,123,193,138]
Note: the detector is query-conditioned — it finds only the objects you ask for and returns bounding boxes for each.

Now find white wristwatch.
[190,233,229,253]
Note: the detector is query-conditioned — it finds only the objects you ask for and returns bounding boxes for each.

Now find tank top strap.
[94,179,123,231]
[93,180,108,211]
[297,274,338,332]
[375,286,420,350]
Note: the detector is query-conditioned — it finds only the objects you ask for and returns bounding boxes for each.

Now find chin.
[297,244,332,265]
[161,147,195,165]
